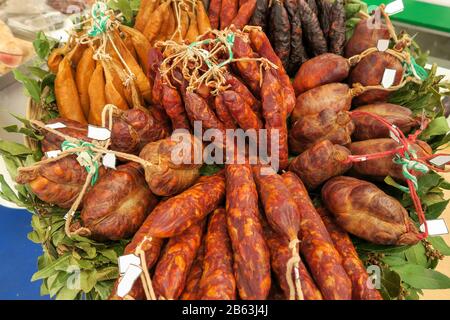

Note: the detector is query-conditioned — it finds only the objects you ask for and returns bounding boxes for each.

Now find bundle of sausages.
[103,166,383,300]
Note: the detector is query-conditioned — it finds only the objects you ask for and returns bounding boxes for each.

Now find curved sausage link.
[226,164,271,300]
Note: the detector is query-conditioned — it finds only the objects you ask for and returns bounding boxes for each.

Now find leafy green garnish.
[107,0,141,25]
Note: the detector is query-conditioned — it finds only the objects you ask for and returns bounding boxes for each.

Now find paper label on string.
[87,125,111,141]
[45,150,61,158]
[103,153,117,169]
[45,122,67,130]
[381,68,397,88]
[117,264,142,298]
[385,0,404,15]
[420,219,449,236]
[429,155,450,167]
[118,254,141,276]
[389,128,400,143]
[377,39,390,52]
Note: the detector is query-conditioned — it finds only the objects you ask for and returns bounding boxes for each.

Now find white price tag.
[103,153,117,169]
[87,125,111,141]
[420,219,449,236]
[377,39,390,52]
[45,150,61,158]
[389,125,400,143]
[117,264,142,298]
[385,0,404,15]
[45,122,67,130]
[381,68,397,88]
[429,155,450,167]
[118,254,141,276]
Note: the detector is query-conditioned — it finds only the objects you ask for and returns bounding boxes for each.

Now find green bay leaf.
[392,264,450,289]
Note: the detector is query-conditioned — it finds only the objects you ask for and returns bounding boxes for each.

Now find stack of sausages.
[106,166,382,300]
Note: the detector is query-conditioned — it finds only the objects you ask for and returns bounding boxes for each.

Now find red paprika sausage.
[199,208,236,300]
[141,172,225,238]
[248,28,296,115]
[232,35,261,95]
[226,164,271,300]
[162,83,191,130]
[220,0,238,29]
[224,73,261,114]
[153,220,205,299]
[263,221,323,300]
[222,90,263,130]
[261,68,289,170]
[180,240,205,300]
[185,91,226,131]
[282,172,352,300]
[318,208,383,300]
[215,94,238,129]
[208,0,222,29]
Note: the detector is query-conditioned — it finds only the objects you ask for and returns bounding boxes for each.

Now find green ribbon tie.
[392,153,429,192]
[88,2,110,37]
[405,56,428,81]
[61,140,100,185]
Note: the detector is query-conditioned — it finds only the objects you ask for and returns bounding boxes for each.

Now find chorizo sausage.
[224,73,261,114]
[292,83,352,123]
[288,140,352,190]
[198,208,236,300]
[282,172,352,300]
[221,90,263,130]
[351,103,417,141]
[141,172,225,238]
[162,83,191,130]
[322,176,421,245]
[349,139,432,182]
[81,163,158,241]
[252,166,300,241]
[153,220,205,300]
[226,164,271,300]
[230,0,257,30]
[208,0,222,29]
[318,207,383,300]
[220,0,239,29]
[180,241,205,300]
[349,52,404,106]
[248,28,296,115]
[253,166,305,300]
[231,35,261,96]
[292,53,350,95]
[263,220,323,300]
[261,68,289,170]
[289,109,355,154]
[185,92,226,131]
[215,94,238,129]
